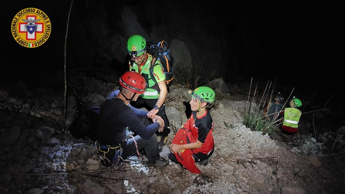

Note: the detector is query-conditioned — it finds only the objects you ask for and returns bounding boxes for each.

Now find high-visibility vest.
[283,108,301,128]
[129,54,165,99]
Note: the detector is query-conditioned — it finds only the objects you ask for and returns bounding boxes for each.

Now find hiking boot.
[144,157,169,168]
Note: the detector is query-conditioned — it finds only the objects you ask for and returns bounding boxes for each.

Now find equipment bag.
[146,40,174,87]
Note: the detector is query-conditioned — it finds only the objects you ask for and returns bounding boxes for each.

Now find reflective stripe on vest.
[143,90,158,96]
[285,119,298,124]
[141,88,159,99]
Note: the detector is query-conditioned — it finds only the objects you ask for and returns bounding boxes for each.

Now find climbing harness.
[95,129,144,170]
[95,141,124,169]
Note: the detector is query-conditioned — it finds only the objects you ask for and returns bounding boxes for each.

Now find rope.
[131,136,142,161]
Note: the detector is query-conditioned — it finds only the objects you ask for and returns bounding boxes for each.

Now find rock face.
[6,1,261,87]
[1,66,345,194]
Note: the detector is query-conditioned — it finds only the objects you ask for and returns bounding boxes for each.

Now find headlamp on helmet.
[291,97,302,108]
[274,92,284,103]
[127,35,146,57]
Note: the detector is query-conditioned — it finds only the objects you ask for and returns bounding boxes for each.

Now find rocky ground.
[1,68,345,194]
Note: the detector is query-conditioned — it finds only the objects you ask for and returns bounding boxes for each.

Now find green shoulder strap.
[150,57,160,93]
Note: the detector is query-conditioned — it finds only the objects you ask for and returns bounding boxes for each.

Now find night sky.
[3,1,343,100]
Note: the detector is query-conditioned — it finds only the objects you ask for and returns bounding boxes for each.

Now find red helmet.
[119,71,146,94]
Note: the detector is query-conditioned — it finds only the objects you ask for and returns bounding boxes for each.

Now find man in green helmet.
[127,34,170,150]
[280,97,303,137]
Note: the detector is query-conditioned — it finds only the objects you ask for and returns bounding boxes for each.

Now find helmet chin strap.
[197,101,206,112]
[120,90,136,102]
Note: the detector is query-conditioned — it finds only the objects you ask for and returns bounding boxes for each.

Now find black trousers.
[131,97,170,137]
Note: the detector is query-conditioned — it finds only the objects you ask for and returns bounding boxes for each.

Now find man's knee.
[148,134,158,143]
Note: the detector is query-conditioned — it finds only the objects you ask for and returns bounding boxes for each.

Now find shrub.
[243,110,279,134]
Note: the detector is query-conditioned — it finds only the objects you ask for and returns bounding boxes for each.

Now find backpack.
[69,103,125,167]
[69,104,101,142]
[146,40,174,88]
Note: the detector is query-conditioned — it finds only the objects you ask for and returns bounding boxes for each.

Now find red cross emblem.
[18,15,44,40]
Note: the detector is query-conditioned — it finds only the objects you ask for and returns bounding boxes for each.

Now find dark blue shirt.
[97,90,159,145]
[267,102,283,120]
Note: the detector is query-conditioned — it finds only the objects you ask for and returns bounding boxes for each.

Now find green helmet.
[191,86,215,104]
[292,97,302,108]
[127,35,146,57]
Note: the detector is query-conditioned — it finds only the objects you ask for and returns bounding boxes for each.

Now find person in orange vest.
[280,97,302,135]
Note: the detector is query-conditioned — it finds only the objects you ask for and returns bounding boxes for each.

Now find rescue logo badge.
[11,7,52,48]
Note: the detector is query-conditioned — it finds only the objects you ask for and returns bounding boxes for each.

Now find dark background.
[4,1,342,84]
[2,0,343,125]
